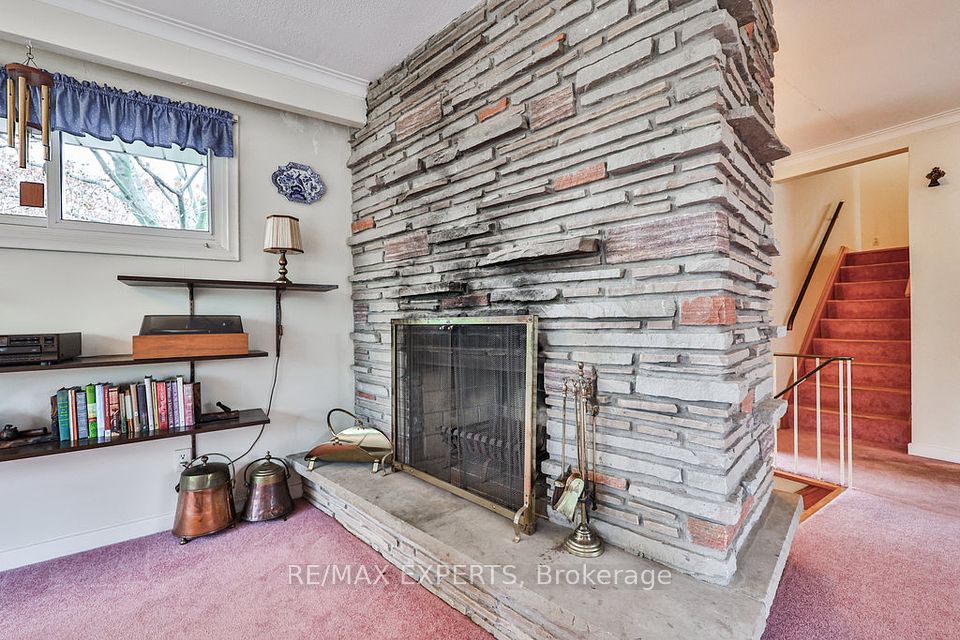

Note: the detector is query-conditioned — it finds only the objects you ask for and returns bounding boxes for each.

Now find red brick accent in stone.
[587,469,628,491]
[478,97,509,122]
[540,33,566,49]
[528,85,575,130]
[553,162,607,191]
[384,230,429,261]
[356,390,375,401]
[396,97,442,139]
[680,295,738,325]
[740,389,754,414]
[351,216,376,234]
[689,494,755,551]
[607,211,730,263]
[441,292,490,309]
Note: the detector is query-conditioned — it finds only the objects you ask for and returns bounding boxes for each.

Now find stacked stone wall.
[348,0,788,584]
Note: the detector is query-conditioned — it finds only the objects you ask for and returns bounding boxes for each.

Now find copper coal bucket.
[242,452,294,522]
[173,453,236,544]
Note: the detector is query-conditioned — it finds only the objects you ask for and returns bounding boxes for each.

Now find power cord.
[230,334,281,464]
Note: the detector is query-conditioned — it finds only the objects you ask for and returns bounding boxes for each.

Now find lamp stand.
[275,250,292,284]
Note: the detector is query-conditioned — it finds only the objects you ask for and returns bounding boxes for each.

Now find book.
[124,388,134,434]
[144,377,154,431]
[56,389,71,442]
[166,381,175,430]
[85,385,97,438]
[50,395,58,434]
[157,381,168,431]
[176,376,186,428]
[68,388,79,441]
[95,384,106,439]
[153,380,162,431]
[191,383,202,425]
[130,385,140,432]
[137,383,149,431]
[183,383,195,427]
[107,386,121,435]
[75,388,88,440]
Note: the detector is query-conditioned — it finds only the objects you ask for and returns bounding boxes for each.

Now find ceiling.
[774,0,960,153]
[33,0,960,146]
[43,0,480,83]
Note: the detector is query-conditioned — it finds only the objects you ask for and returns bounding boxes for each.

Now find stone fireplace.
[347,0,790,585]
[392,317,538,535]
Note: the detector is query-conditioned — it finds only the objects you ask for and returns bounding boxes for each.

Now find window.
[0,117,238,260]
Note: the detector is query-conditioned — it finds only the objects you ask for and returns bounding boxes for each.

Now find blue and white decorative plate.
[271,162,327,204]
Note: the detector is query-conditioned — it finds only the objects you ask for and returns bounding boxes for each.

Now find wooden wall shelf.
[0,409,270,463]
[2,273,333,463]
[117,275,338,292]
[0,350,268,374]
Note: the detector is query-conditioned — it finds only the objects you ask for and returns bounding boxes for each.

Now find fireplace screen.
[392,317,537,536]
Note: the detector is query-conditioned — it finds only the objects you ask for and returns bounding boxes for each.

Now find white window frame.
[0,122,239,261]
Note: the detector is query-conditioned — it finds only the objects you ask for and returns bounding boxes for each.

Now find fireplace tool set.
[553,363,604,557]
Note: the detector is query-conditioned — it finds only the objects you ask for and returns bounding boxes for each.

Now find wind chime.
[5,45,54,168]
[553,362,604,557]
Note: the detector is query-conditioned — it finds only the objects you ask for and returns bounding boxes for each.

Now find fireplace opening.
[392,317,538,537]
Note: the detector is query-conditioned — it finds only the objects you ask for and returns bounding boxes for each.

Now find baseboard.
[1,478,304,572]
[0,512,173,572]
[908,442,960,464]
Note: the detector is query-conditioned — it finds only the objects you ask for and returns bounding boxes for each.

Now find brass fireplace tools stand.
[554,363,604,557]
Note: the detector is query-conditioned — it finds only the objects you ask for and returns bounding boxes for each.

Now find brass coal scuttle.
[242,452,294,522]
[173,453,236,544]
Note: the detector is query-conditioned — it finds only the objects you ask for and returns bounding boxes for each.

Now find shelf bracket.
[275,287,284,357]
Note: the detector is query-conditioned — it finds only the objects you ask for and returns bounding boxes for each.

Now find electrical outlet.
[175,448,191,469]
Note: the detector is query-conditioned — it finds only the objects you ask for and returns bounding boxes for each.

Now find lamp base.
[275,250,293,284]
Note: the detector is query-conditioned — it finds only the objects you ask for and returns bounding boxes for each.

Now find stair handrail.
[787,201,845,330]
[774,353,853,398]
[773,352,855,487]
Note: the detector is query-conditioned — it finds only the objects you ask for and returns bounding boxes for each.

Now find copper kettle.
[242,452,294,522]
[173,453,236,544]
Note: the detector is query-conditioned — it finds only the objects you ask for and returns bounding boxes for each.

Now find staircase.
[788,246,912,449]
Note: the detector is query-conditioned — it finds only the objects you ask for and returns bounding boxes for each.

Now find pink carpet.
[0,501,491,640]
[762,489,960,639]
[778,429,960,518]
[766,429,960,639]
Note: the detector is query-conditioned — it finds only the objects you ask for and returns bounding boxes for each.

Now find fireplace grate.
[392,317,536,534]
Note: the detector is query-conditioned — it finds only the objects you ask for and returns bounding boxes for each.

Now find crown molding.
[775,108,960,181]
[37,0,370,98]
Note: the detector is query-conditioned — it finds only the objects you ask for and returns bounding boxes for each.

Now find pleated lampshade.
[263,215,303,254]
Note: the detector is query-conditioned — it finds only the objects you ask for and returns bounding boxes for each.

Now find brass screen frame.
[391,315,538,536]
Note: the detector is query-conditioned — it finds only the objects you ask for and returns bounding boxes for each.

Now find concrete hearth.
[290,454,801,640]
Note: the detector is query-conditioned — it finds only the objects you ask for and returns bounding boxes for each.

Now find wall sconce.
[926,167,946,187]
[4,45,54,168]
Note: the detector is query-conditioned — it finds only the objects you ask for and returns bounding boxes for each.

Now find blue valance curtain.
[0,68,234,157]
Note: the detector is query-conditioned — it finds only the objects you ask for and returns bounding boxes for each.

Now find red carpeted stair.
[787,247,911,448]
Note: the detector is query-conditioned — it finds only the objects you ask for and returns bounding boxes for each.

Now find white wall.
[775,113,960,463]
[771,153,911,389]
[0,42,355,569]
[771,165,861,387]
[859,153,909,249]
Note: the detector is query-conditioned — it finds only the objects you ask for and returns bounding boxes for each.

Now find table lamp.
[263,214,303,284]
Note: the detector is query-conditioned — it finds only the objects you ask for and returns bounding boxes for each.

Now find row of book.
[52,376,201,442]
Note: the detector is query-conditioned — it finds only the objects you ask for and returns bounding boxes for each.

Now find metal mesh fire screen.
[392,317,537,535]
